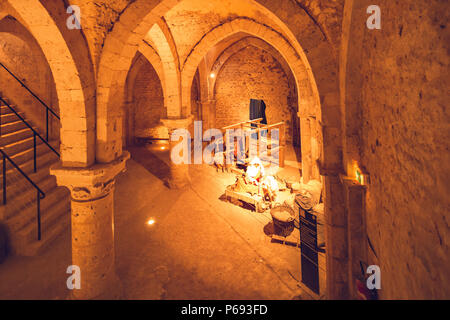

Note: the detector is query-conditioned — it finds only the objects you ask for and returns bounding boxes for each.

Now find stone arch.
[94,0,345,299]
[123,52,166,146]
[147,19,181,118]
[2,0,92,166]
[209,36,297,99]
[137,41,166,100]
[95,0,343,192]
[180,18,317,124]
[96,0,173,163]
[209,36,299,145]
[95,0,335,164]
[0,15,60,140]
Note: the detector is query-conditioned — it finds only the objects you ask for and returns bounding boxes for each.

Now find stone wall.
[214,46,296,143]
[346,0,450,299]
[1,0,447,300]
[131,58,167,139]
[0,21,59,140]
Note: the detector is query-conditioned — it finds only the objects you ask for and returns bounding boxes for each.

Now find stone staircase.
[0,96,70,256]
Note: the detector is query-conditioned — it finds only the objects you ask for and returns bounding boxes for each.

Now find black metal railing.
[0,96,59,172]
[0,63,62,242]
[0,61,60,141]
[1,148,45,240]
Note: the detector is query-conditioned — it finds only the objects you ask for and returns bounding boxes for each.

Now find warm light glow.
[210,73,215,78]
[160,146,166,150]
[147,219,155,226]
[352,160,366,185]
[355,168,364,185]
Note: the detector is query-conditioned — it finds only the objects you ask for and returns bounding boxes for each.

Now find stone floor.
[0,144,312,300]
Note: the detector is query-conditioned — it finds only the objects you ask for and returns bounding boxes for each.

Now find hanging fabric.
[249,99,267,127]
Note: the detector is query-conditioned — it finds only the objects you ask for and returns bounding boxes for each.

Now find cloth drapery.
[249,99,267,127]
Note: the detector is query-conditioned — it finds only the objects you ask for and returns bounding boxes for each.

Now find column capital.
[50,151,130,201]
[161,115,194,131]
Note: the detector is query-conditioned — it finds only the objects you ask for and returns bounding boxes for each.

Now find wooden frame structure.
[222,118,286,167]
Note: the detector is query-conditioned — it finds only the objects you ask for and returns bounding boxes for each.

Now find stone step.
[0,112,25,125]
[0,141,58,172]
[17,211,70,257]
[0,120,28,135]
[6,186,69,240]
[0,94,65,257]
[0,159,56,206]
[0,127,34,146]
[0,105,15,115]
[2,135,45,156]
[17,187,70,244]
[2,174,57,222]
[0,96,12,105]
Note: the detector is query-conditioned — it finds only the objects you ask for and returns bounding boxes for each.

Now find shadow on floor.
[128,146,171,185]
[219,192,259,212]
[263,222,275,236]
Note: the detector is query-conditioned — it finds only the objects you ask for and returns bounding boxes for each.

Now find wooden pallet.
[224,188,267,212]
[270,233,301,248]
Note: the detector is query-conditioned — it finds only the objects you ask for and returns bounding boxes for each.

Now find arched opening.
[124,52,167,147]
[99,0,334,300]
[0,1,93,264]
[0,0,344,301]
[1,0,93,166]
[210,38,300,148]
[0,15,60,142]
[0,0,445,301]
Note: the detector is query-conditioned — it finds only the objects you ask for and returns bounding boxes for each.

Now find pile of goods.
[267,178,324,241]
[224,156,325,245]
[226,157,286,211]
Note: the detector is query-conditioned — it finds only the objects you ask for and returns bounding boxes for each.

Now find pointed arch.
[180,18,317,122]
[2,0,93,166]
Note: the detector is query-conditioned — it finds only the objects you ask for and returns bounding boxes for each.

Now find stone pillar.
[341,176,367,299]
[123,100,134,148]
[161,117,193,189]
[309,118,321,181]
[50,151,130,300]
[320,168,349,300]
[200,99,216,131]
[299,116,312,183]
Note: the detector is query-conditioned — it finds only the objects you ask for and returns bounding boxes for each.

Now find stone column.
[161,117,193,189]
[342,176,367,299]
[200,99,216,131]
[309,118,321,181]
[320,167,349,300]
[50,151,130,300]
[299,116,312,183]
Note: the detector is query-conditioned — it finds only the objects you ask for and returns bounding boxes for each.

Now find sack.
[295,179,322,211]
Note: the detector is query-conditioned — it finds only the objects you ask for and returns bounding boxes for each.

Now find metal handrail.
[1,148,45,240]
[0,64,60,242]
[0,96,60,160]
[0,61,60,141]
